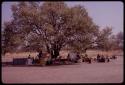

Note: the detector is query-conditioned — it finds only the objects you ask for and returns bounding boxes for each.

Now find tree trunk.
[46,44,50,53]
[51,44,60,59]
[46,44,60,59]
[53,49,59,59]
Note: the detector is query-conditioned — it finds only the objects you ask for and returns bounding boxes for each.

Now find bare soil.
[2,56,123,84]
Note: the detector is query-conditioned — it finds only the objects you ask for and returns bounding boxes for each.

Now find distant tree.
[3,2,99,58]
[96,26,124,51]
[96,26,113,51]
[108,35,118,50]
[116,31,123,49]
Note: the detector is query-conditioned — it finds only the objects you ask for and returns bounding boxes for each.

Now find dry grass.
[86,50,123,58]
[4,52,37,58]
[3,50,123,59]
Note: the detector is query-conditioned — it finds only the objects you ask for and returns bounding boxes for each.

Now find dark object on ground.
[82,57,91,64]
[105,56,110,62]
[97,54,101,62]
[13,58,27,65]
[96,54,106,63]
[46,60,53,65]
[110,55,117,59]
[107,58,110,62]
[2,62,13,66]
[99,57,105,62]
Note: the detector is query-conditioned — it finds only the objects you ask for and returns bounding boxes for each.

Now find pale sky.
[2,1,123,34]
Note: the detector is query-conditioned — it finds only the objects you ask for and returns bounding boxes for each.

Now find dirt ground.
[2,56,123,84]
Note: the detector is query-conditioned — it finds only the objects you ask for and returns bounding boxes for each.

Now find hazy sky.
[2,1,123,34]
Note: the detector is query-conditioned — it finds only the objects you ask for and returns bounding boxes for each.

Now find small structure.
[13,58,27,65]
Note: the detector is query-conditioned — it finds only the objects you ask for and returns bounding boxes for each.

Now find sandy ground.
[2,56,123,84]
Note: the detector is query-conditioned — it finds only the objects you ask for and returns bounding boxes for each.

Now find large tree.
[3,2,99,58]
[2,21,23,54]
[116,31,123,49]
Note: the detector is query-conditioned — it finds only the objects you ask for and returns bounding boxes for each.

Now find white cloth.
[27,58,32,65]
[69,52,77,61]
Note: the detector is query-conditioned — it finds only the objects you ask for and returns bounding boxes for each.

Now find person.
[46,52,52,65]
[34,55,39,64]
[76,52,80,60]
[112,55,117,59]
[32,57,35,64]
[67,53,70,61]
[88,57,91,64]
[38,50,43,59]
[100,55,105,62]
[97,54,100,62]
[106,55,110,62]
[26,55,33,65]
[76,52,81,63]
[67,52,76,63]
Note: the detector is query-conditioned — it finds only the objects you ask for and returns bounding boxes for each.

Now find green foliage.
[96,27,112,51]
[96,27,123,51]
[3,2,99,57]
[3,2,123,57]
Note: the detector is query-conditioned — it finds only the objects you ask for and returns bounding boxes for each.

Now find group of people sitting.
[96,54,110,62]
[82,54,117,63]
[26,50,117,66]
[26,51,81,65]
[47,52,81,65]
[26,50,51,66]
[82,54,92,63]
[96,54,117,62]
[67,52,81,63]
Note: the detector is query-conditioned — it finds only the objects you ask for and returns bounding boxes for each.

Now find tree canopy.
[2,2,123,57]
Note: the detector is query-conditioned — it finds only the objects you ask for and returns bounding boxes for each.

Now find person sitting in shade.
[97,54,100,62]
[76,52,81,63]
[68,52,77,63]
[100,55,105,62]
[105,55,110,62]
[38,50,43,59]
[26,55,33,65]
